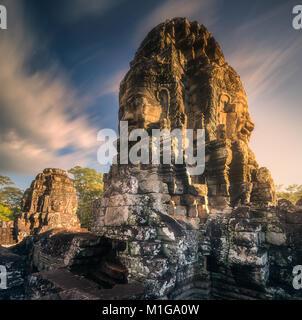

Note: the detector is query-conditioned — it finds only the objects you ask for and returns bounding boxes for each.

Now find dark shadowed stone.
[0,246,25,300]
[26,269,143,300]
[296,197,302,206]
[278,198,296,212]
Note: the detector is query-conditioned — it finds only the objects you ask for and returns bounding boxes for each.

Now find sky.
[0,0,301,190]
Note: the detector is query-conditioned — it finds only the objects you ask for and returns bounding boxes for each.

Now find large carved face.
[119,85,164,132]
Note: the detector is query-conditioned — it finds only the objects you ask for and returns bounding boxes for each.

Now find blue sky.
[0,0,301,190]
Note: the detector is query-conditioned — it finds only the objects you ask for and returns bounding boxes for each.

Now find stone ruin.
[0,168,81,247]
[92,17,284,299]
[16,168,82,242]
[0,18,302,300]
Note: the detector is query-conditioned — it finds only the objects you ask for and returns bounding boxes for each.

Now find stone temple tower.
[92,18,277,299]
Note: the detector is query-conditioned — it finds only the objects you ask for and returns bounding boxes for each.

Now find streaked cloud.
[60,0,127,23]
[228,39,301,102]
[97,69,127,96]
[221,3,302,186]
[0,1,100,174]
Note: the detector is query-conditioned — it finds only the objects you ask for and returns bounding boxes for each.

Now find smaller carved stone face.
[219,94,255,143]
[233,100,255,143]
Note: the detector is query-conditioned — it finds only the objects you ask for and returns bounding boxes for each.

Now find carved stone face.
[218,94,255,143]
[119,86,163,131]
[234,100,255,143]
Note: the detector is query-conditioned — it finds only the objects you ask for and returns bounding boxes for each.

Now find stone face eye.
[224,103,236,113]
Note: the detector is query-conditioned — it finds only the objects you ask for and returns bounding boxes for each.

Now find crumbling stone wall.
[205,204,302,299]
[92,164,206,298]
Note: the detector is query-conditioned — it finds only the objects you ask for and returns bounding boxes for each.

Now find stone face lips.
[16,168,81,242]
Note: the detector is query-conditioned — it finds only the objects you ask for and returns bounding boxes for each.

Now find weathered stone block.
[104,207,129,226]
[266,232,286,246]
